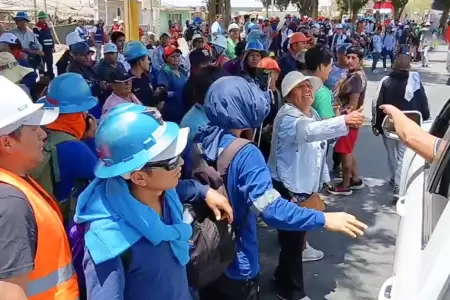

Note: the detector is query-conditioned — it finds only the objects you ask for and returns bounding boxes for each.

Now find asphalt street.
[259,45,450,300]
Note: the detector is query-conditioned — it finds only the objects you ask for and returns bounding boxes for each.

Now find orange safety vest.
[0,169,79,300]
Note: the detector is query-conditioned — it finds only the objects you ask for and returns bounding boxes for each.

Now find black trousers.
[39,50,54,78]
[198,274,259,300]
[272,179,307,300]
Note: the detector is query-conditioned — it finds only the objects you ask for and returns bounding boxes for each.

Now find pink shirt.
[102,92,142,116]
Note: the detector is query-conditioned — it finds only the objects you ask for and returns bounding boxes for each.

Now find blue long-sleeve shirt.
[187,133,325,280]
[157,67,188,124]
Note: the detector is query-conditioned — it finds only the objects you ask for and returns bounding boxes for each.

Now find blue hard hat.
[245,40,265,52]
[94,103,189,178]
[123,41,148,61]
[14,12,30,22]
[37,73,98,114]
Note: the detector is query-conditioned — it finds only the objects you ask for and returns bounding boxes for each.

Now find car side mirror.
[382,110,423,140]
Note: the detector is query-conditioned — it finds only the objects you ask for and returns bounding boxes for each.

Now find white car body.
[379,105,450,300]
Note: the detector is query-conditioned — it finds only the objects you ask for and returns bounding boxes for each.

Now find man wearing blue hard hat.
[10,11,44,70]
[125,41,167,109]
[75,103,232,300]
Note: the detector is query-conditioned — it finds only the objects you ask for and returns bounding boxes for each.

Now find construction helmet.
[257,57,280,73]
[37,73,98,114]
[94,103,189,179]
[123,41,148,61]
[228,23,240,32]
[37,11,49,19]
[210,35,227,49]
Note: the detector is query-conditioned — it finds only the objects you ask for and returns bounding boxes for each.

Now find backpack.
[29,130,86,225]
[184,138,251,288]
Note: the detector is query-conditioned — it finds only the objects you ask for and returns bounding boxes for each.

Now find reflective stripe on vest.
[27,263,76,297]
[0,169,79,300]
[43,38,53,46]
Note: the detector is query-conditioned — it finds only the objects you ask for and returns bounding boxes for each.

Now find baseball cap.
[70,42,93,55]
[103,43,118,54]
[0,75,59,136]
[163,45,182,59]
[108,69,135,83]
[0,33,19,44]
[189,48,215,68]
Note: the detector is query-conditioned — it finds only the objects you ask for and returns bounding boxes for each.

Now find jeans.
[382,136,406,190]
[272,179,307,300]
[382,49,395,69]
[95,43,102,62]
[421,45,429,66]
[372,51,381,71]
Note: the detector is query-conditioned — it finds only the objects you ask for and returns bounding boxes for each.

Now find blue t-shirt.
[324,64,347,94]
[83,199,193,300]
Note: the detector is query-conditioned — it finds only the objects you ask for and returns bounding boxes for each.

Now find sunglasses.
[143,155,181,171]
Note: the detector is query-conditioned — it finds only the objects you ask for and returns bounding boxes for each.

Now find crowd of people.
[0,8,434,300]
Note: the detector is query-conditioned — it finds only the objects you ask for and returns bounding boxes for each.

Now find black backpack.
[184,138,251,288]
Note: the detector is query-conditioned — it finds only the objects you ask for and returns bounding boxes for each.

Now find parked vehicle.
[378,103,450,300]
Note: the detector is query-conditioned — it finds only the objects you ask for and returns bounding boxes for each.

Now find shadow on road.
[259,126,398,300]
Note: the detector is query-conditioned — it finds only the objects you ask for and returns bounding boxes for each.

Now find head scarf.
[197,76,270,161]
[205,76,270,130]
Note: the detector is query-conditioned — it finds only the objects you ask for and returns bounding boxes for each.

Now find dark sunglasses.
[143,155,181,171]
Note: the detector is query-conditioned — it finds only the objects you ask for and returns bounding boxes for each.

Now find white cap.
[113,17,119,22]
[192,33,203,41]
[0,32,18,44]
[119,20,125,24]
[281,71,322,97]
[228,23,240,32]
[0,76,59,136]
[66,31,84,46]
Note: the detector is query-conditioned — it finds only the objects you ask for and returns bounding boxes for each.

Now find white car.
[379,102,450,300]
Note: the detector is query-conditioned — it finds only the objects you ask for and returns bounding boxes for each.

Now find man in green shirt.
[304,44,335,119]
[226,23,240,59]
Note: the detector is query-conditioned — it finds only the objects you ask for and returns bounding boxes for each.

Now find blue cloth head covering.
[196,76,270,161]
[204,76,270,130]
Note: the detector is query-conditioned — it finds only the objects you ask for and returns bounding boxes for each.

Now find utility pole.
[33,0,38,21]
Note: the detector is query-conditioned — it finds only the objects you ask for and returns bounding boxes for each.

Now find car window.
[423,127,450,249]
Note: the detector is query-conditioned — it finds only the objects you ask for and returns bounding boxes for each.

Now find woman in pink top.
[102,69,142,116]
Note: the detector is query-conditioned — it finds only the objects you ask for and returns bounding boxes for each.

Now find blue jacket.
[185,131,326,280]
[157,66,188,124]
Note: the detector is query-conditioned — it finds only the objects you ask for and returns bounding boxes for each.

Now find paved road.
[259,46,450,300]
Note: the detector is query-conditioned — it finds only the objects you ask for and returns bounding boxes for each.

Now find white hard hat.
[281,71,322,97]
[192,33,203,41]
[425,21,431,26]
[210,35,227,49]
[66,31,84,46]
[0,75,59,136]
[119,20,125,24]
[257,15,264,20]
[228,23,240,32]
[113,17,119,22]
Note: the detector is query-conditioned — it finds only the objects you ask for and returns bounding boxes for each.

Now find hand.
[205,188,234,223]
[37,50,45,56]
[324,212,367,238]
[83,114,97,139]
[344,107,364,128]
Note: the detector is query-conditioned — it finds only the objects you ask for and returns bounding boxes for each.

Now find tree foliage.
[336,0,370,21]
[390,0,408,19]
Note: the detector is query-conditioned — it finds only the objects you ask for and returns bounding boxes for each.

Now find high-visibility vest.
[0,169,79,300]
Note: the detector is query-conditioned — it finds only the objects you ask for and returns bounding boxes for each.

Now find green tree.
[391,0,409,20]
[337,0,370,21]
